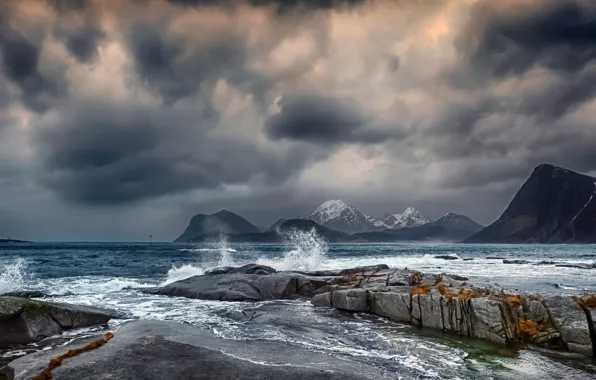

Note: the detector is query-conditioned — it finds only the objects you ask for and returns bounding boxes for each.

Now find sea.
[1,232,596,379]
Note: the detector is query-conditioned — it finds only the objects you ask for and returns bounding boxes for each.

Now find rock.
[434,255,459,260]
[541,295,593,356]
[310,292,332,307]
[368,291,411,322]
[486,256,505,260]
[331,289,369,312]
[204,266,234,275]
[0,291,48,299]
[555,263,595,269]
[228,264,277,275]
[503,259,530,264]
[534,261,559,265]
[145,272,298,301]
[0,297,116,348]
[145,263,392,302]
[463,258,474,261]
[2,320,384,380]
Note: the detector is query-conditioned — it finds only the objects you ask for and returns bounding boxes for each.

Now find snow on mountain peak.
[390,207,430,228]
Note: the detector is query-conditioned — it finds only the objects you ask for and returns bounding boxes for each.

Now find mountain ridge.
[465,164,596,243]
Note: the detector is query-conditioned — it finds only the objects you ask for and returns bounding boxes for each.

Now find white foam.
[0,258,27,293]
[258,228,327,271]
[161,264,205,285]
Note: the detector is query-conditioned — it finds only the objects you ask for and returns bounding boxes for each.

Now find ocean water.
[1,235,596,379]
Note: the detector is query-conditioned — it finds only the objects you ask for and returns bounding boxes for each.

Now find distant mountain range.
[301,199,431,233]
[174,201,483,243]
[175,163,596,244]
[465,164,596,243]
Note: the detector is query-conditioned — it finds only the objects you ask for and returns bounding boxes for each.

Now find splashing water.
[217,233,234,267]
[0,258,27,294]
[279,228,327,271]
[161,264,205,285]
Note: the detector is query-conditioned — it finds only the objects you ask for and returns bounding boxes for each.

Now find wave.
[160,264,205,286]
[257,228,327,271]
[0,258,28,294]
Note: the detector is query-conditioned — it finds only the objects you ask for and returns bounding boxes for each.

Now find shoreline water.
[2,239,596,379]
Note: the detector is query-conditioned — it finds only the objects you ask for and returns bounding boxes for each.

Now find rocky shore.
[143,263,596,357]
[1,263,595,379]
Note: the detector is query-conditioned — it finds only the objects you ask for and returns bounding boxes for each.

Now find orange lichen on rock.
[437,282,448,296]
[434,275,443,285]
[457,288,482,301]
[574,295,596,309]
[505,294,521,306]
[409,271,422,286]
[519,318,543,338]
[411,284,430,295]
[32,332,114,380]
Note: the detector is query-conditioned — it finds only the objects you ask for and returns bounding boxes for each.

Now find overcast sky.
[1,0,596,241]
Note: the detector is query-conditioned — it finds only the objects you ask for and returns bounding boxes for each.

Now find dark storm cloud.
[33,99,324,205]
[265,93,406,144]
[458,0,596,78]
[126,22,269,104]
[54,24,105,62]
[0,21,64,112]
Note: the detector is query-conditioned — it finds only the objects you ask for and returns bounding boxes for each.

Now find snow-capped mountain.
[381,207,431,229]
[302,200,377,233]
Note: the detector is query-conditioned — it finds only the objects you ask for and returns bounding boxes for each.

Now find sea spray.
[0,258,27,293]
[217,232,235,267]
[278,227,327,271]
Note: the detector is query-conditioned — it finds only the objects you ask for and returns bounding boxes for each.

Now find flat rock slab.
[144,263,394,302]
[0,297,118,348]
[2,320,388,380]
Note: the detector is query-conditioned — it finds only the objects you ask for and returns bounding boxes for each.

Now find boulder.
[330,289,369,312]
[542,295,594,356]
[1,320,384,380]
[145,263,392,302]
[145,272,298,301]
[0,297,116,348]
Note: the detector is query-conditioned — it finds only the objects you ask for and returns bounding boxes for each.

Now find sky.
[1,0,596,241]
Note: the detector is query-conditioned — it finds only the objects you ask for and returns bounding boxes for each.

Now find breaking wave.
[258,228,327,271]
[0,258,28,294]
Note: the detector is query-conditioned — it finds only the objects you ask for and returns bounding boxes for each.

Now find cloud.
[457,0,596,79]
[0,19,65,112]
[265,93,408,144]
[1,0,596,239]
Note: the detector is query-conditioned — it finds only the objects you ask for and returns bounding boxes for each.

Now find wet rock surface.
[0,296,119,349]
[1,320,386,380]
[143,262,596,358]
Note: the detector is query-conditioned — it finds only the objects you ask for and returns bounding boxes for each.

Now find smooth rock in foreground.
[1,320,386,380]
[0,297,117,348]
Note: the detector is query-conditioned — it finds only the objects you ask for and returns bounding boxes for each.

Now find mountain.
[351,213,483,242]
[275,219,348,242]
[266,218,287,232]
[183,219,348,243]
[465,164,596,243]
[174,210,260,243]
[380,207,431,229]
[302,200,377,233]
